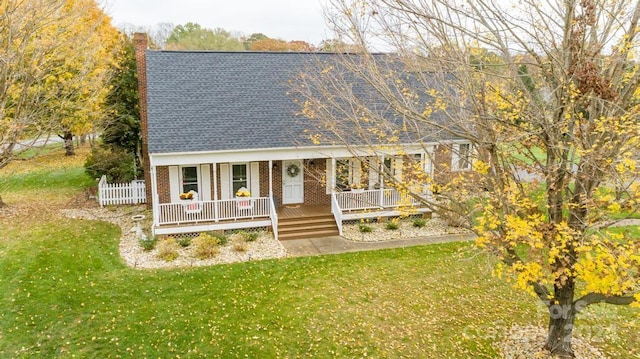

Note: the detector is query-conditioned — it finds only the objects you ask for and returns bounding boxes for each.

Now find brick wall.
[156,166,170,203]
[157,159,332,207]
[303,158,331,205]
[432,143,478,185]
[156,165,214,203]
[212,162,272,200]
[205,165,215,200]
[259,161,278,200]
[258,159,330,206]
[433,144,452,184]
[214,164,222,200]
[133,33,152,207]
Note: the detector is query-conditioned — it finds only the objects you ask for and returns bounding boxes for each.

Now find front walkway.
[281,233,476,257]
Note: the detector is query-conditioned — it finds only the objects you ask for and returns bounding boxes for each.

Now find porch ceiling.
[148,144,433,167]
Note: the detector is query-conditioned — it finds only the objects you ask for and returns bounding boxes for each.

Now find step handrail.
[331,193,343,236]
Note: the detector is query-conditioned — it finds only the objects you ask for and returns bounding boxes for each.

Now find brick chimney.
[134,33,152,207]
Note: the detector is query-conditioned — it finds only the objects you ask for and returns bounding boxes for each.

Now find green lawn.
[505,145,546,166]
[2,165,94,193]
[0,148,638,358]
[15,140,65,160]
[0,224,535,358]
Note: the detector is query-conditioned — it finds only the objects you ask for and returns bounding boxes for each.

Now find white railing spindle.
[157,197,272,226]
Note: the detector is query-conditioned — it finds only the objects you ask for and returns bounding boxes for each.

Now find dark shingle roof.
[145,51,451,154]
[146,51,309,153]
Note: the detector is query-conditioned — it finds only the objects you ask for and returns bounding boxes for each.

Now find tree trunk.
[0,194,5,208]
[63,131,75,156]
[545,281,577,358]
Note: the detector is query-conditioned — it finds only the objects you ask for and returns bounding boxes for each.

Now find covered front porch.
[149,146,435,238]
[153,188,431,238]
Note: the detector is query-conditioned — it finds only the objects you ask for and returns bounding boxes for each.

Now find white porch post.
[213,162,219,222]
[331,157,336,192]
[425,148,433,201]
[150,164,160,233]
[268,160,273,197]
[379,155,384,207]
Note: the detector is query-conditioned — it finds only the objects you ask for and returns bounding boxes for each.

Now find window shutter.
[424,151,433,174]
[368,157,379,189]
[451,144,460,171]
[200,164,211,201]
[352,159,361,186]
[325,159,333,194]
[393,157,403,181]
[169,166,181,202]
[250,162,260,197]
[220,163,230,199]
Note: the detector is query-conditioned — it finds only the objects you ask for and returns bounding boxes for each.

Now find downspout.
[150,162,159,236]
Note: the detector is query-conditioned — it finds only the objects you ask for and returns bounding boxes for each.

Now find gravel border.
[61,207,287,269]
[342,217,471,242]
[497,325,608,359]
[61,208,471,268]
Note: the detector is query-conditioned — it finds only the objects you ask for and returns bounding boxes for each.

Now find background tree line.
[121,20,355,52]
[0,1,351,194]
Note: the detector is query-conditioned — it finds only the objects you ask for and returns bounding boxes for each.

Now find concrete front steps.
[277,214,340,240]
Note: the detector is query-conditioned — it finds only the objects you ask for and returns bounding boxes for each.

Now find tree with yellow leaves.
[0,0,120,161]
[297,0,640,356]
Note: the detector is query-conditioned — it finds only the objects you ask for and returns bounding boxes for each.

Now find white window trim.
[411,152,427,172]
[381,155,403,183]
[180,165,201,194]
[452,143,473,171]
[334,158,361,190]
[230,163,250,197]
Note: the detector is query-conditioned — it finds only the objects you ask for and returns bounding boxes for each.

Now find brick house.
[133,34,472,239]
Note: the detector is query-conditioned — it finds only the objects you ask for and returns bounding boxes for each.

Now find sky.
[104,0,332,45]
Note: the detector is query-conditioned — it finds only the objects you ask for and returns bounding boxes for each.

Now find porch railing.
[334,189,424,211]
[330,193,343,236]
[269,196,279,240]
[158,197,271,226]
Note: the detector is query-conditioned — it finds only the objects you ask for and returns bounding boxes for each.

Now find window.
[380,156,405,185]
[181,166,199,193]
[333,159,364,190]
[232,164,248,196]
[453,143,472,171]
[413,153,430,173]
[335,159,351,191]
[382,157,393,186]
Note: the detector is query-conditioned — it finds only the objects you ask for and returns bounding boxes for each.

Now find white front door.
[282,160,304,204]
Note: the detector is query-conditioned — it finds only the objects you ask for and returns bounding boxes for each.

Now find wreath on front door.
[286,163,300,177]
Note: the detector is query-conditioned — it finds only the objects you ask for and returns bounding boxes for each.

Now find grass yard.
[505,145,547,166]
[15,140,65,160]
[0,147,638,358]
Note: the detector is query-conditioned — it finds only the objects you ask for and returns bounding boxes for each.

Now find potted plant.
[350,183,365,193]
[179,190,196,200]
[179,190,200,213]
[235,187,252,210]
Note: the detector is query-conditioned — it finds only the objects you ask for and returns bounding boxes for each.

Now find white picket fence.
[98,175,146,206]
